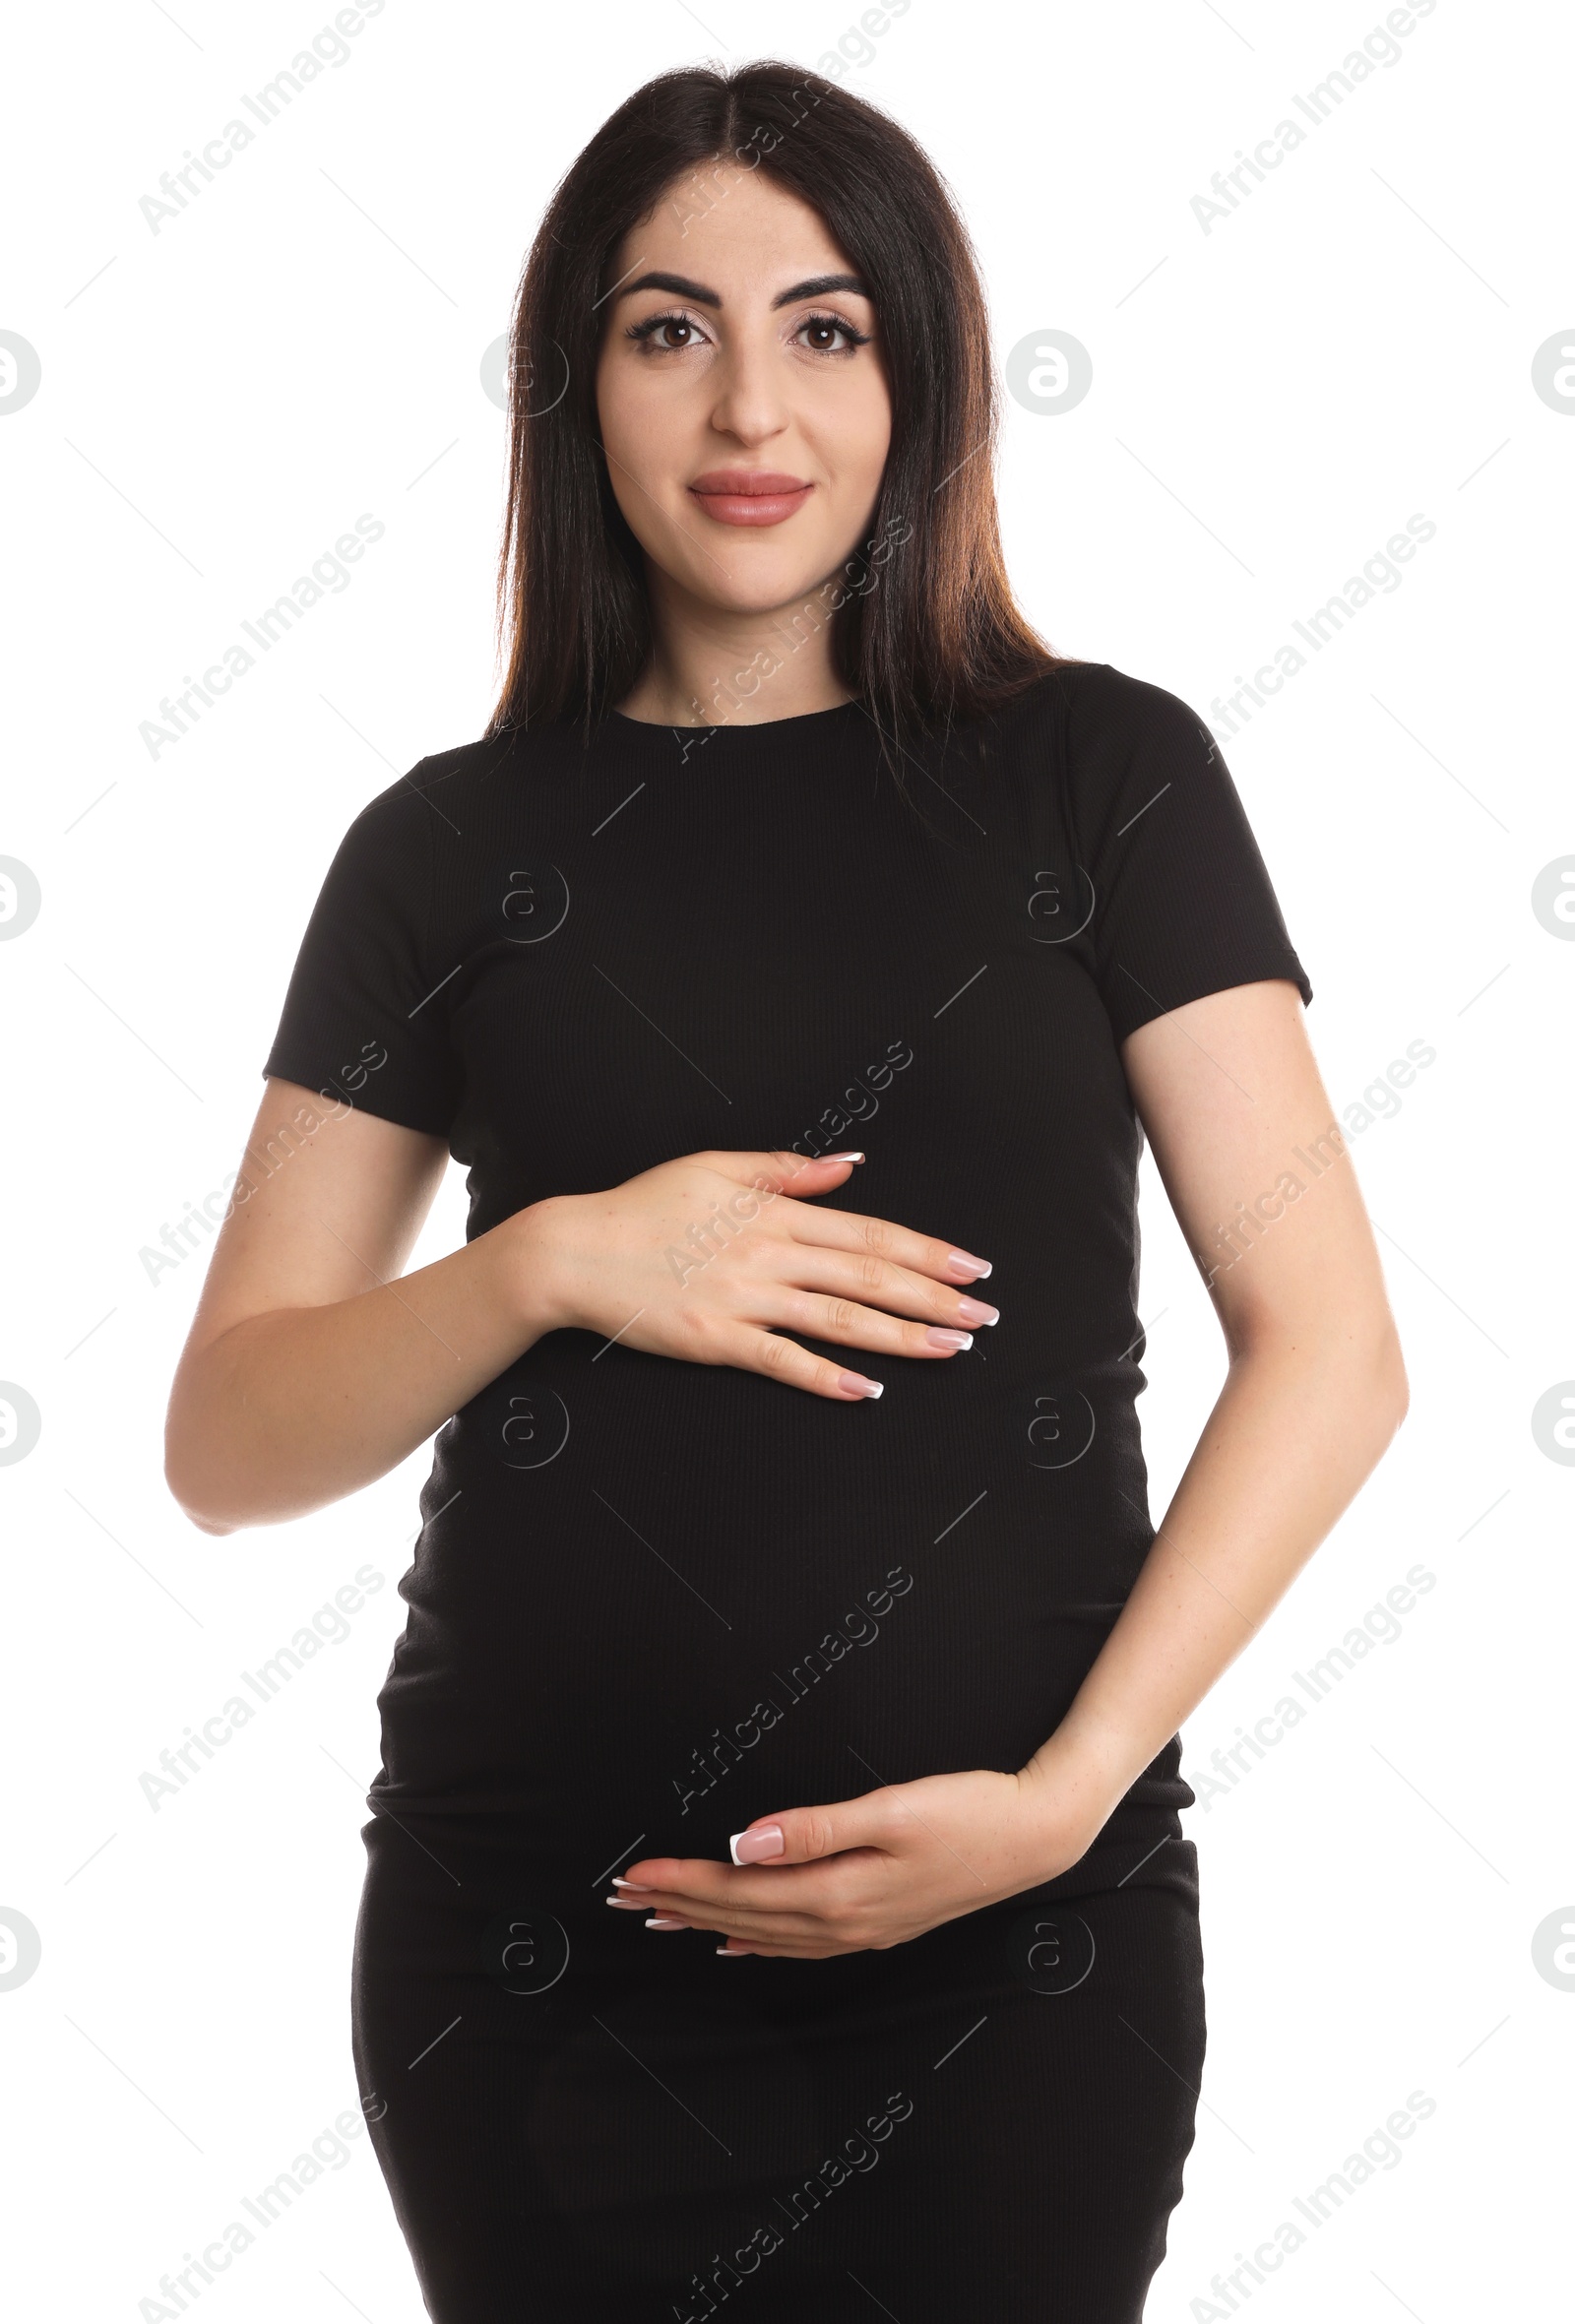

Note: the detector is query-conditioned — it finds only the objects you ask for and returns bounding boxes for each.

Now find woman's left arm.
[620,978,1411,1955]
[1019,973,1409,1839]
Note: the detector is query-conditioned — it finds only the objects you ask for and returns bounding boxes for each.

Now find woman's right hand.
[520,1149,998,1401]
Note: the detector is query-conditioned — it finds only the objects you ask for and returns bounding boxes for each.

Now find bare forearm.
[1021,1327,1409,1834]
[165,1207,554,1532]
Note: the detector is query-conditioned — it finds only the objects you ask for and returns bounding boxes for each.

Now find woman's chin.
[681,558,862,622]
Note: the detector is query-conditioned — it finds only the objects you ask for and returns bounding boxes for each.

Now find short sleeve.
[261,772,462,1137]
[1058,663,1312,1042]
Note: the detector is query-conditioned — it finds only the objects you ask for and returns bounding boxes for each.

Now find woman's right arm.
[164,1080,997,1535]
[163,1080,552,1534]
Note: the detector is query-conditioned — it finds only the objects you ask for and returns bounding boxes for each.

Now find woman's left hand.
[611,1766,1108,1958]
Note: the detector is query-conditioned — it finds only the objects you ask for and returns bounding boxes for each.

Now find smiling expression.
[595,166,893,616]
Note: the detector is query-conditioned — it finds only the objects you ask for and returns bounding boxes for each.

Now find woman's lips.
[688,471,813,527]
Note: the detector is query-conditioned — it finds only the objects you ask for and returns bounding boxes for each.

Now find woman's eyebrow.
[613,270,721,308]
[771,272,870,309]
[611,268,871,309]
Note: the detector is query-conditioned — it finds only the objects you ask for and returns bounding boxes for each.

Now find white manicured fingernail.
[838,1372,883,1399]
[947,1250,992,1280]
[646,1916,686,1930]
[826,1151,864,1162]
[731,1824,785,1863]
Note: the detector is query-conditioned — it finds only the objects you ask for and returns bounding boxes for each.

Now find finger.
[615,1885,849,1951]
[777,1249,998,1335]
[781,1202,994,1289]
[619,1855,870,1924]
[673,1890,885,1960]
[717,1938,860,1958]
[625,1797,900,1907]
[755,1291,976,1364]
[612,1881,866,1956]
[698,1148,867,1199]
[620,1868,840,1923]
[640,1896,833,1942]
[619,1853,843,1912]
[673,1915,861,1959]
[730,1793,901,1867]
[709,1323,889,1402]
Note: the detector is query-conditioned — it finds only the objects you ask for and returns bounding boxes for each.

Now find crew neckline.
[605,697,868,744]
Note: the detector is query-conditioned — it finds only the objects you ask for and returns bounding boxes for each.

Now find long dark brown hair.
[486,60,1065,757]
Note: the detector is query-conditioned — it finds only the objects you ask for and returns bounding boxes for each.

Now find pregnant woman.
[165,59,1408,2324]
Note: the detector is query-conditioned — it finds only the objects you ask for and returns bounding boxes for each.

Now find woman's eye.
[627,311,707,352]
[626,309,868,355]
[795,314,868,355]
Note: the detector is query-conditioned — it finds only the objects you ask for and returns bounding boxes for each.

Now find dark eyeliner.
[624,306,703,345]
[798,309,871,347]
[624,307,871,349]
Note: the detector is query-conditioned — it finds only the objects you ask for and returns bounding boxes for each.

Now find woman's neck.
[616,564,857,727]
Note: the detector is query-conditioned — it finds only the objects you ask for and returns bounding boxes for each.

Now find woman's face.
[595,164,892,617]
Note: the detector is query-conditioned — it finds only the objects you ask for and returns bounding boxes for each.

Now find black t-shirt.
[263,661,1311,1898]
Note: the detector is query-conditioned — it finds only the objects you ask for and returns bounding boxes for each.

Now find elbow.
[1331,1316,1412,1455]
[1368,1317,1410,1433]
[164,1406,318,1535]
[1356,1336,1410,1483]
[182,1503,240,1538]
[1231,1308,1410,1436]
[163,1406,243,1536]
[164,1455,241,1537]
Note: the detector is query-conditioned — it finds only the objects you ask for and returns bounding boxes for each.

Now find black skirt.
[350,1809,1205,2321]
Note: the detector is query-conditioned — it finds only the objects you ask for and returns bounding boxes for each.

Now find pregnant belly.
[368,1343,1158,1870]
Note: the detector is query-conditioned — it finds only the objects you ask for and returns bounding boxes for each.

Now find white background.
[2,2,1570,2317]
